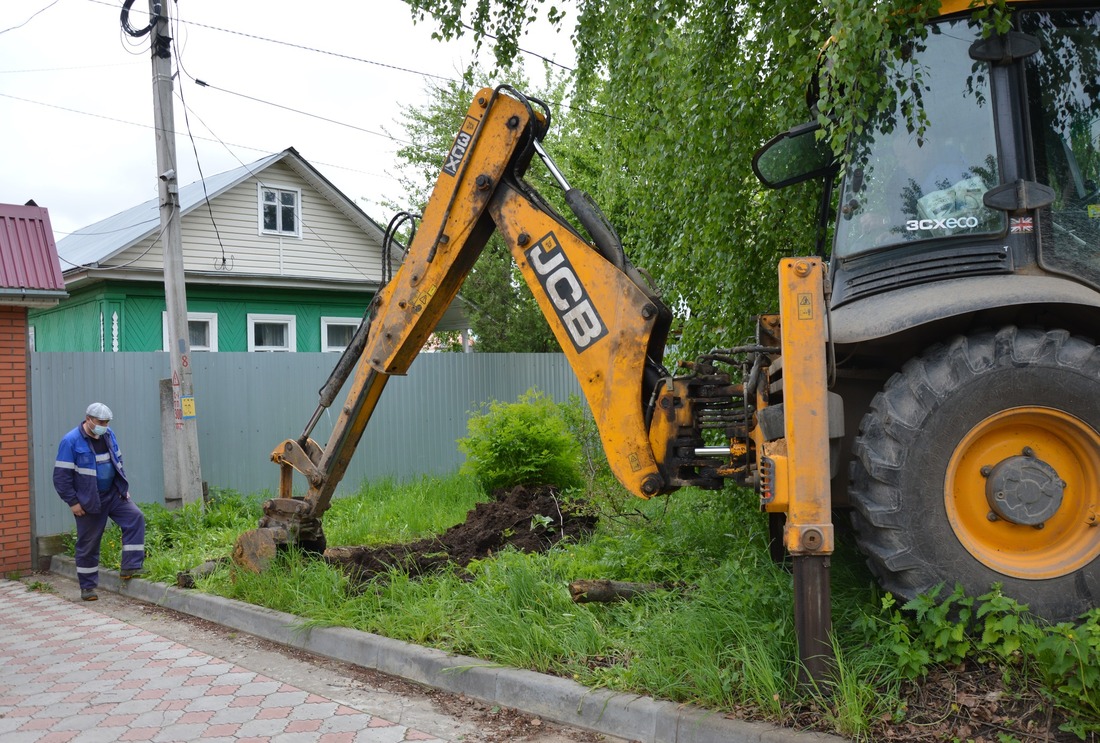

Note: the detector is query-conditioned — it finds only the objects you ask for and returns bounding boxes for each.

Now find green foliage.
[323,476,485,546]
[556,393,632,513]
[851,584,1043,681]
[390,68,561,353]
[1033,612,1100,737]
[396,0,1024,361]
[815,637,905,740]
[23,580,55,593]
[458,388,582,492]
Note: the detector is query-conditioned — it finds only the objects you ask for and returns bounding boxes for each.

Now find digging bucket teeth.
[232,496,328,573]
[231,526,290,574]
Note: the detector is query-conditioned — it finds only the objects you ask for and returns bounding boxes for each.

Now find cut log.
[176,557,228,588]
[568,579,673,603]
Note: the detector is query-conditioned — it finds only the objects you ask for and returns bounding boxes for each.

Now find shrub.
[558,393,611,487]
[458,388,582,493]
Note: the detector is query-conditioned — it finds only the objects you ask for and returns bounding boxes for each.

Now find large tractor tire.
[849,326,1100,621]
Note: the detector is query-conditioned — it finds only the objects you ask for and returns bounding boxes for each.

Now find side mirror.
[752,121,837,189]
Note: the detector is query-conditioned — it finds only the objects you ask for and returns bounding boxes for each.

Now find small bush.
[558,394,634,515]
[1034,611,1100,738]
[459,388,583,493]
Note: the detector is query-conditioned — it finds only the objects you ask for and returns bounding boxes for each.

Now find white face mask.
[92,425,108,436]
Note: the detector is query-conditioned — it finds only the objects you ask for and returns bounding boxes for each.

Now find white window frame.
[321,317,360,353]
[162,311,218,352]
[27,325,35,352]
[257,183,302,238]
[248,313,297,352]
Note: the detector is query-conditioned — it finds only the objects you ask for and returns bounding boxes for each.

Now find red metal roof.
[0,203,66,297]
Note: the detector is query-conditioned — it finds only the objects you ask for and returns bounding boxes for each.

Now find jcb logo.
[442,117,479,176]
[525,233,608,352]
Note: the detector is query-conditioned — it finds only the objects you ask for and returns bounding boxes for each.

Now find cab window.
[1022,10,1100,283]
[834,19,1004,258]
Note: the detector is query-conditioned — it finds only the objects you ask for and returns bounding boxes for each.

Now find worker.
[53,402,145,601]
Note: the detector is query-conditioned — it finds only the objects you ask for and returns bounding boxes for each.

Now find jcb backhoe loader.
[234,1,1100,680]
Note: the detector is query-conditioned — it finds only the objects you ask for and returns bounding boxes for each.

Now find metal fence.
[30,352,581,537]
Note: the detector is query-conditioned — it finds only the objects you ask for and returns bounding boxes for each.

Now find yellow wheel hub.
[945,406,1100,580]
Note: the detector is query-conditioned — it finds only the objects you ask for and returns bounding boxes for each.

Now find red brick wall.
[0,306,32,573]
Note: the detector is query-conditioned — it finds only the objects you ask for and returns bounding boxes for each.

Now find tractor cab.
[756,4,1100,346]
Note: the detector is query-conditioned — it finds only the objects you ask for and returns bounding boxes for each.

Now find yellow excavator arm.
[233,86,683,571]
[230,84,833,681]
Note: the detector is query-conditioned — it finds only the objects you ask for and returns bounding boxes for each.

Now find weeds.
[23,580,54,593]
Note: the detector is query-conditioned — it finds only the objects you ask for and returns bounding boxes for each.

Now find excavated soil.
[323,485,595,584]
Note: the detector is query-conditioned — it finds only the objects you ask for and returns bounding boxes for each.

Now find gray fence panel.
[31,352,581,537]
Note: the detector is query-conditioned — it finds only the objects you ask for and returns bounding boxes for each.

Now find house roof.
[0,202,68,307]
[56,148,387,270]
[53,149,471,333]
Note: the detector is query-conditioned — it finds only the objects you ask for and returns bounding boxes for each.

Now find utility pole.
[147,0,203,507]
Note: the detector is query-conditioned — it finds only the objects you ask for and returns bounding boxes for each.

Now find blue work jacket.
[53,424,130,515]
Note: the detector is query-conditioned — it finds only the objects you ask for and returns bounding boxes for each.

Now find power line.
[82,0,576,80]
[457,21,574,72]
[167,17,379,281]
[70,0,615,128]
[82,0,455,82]
[192,79,414,147]
[0,0,61,35]
[0,61,142,74]
[172,10,231,272]
[54,217,158,237]
[0,90,394,183]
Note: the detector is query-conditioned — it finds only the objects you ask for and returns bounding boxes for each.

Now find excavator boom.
[230,83,834,680]
[232,86,677,571]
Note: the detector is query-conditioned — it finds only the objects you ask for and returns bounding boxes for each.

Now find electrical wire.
[84,0,454,82]
[170,5,231,271]
[0,91,387,183]
[0,61,143,74]
[61,219,169,270]
[53,217,159,237]
[86,0,575,80]
[456,21,574,72]
[171,86,381,282]
[119,0,154,37]
[171,15,457,84]
[191,79,413,147]
[0,0,61,35]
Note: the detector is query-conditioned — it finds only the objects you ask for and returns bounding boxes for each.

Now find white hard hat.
[85,402,113,421]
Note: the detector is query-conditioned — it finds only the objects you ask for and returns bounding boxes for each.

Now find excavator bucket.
[231,526,287,574]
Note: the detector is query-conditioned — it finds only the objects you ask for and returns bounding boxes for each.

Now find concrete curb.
[51,555,843,743]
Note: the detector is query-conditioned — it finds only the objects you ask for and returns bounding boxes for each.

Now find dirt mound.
[324,484,596,583]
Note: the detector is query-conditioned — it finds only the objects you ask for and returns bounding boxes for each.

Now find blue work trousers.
[73,489,145,590]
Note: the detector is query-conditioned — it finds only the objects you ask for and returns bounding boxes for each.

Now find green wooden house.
[30,148,466,353]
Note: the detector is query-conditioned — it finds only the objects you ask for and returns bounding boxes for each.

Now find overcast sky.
[0,0,575,236]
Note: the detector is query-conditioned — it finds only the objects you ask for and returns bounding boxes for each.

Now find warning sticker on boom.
[797,293,814,320]
[525,232,608,353]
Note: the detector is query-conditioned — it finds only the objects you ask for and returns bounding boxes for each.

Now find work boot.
[120,568,142,580]
[81,588,98,601]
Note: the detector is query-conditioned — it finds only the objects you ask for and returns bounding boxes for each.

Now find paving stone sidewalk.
[0,579,444,743]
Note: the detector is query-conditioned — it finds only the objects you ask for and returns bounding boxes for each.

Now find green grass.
[84,476,1100,741]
